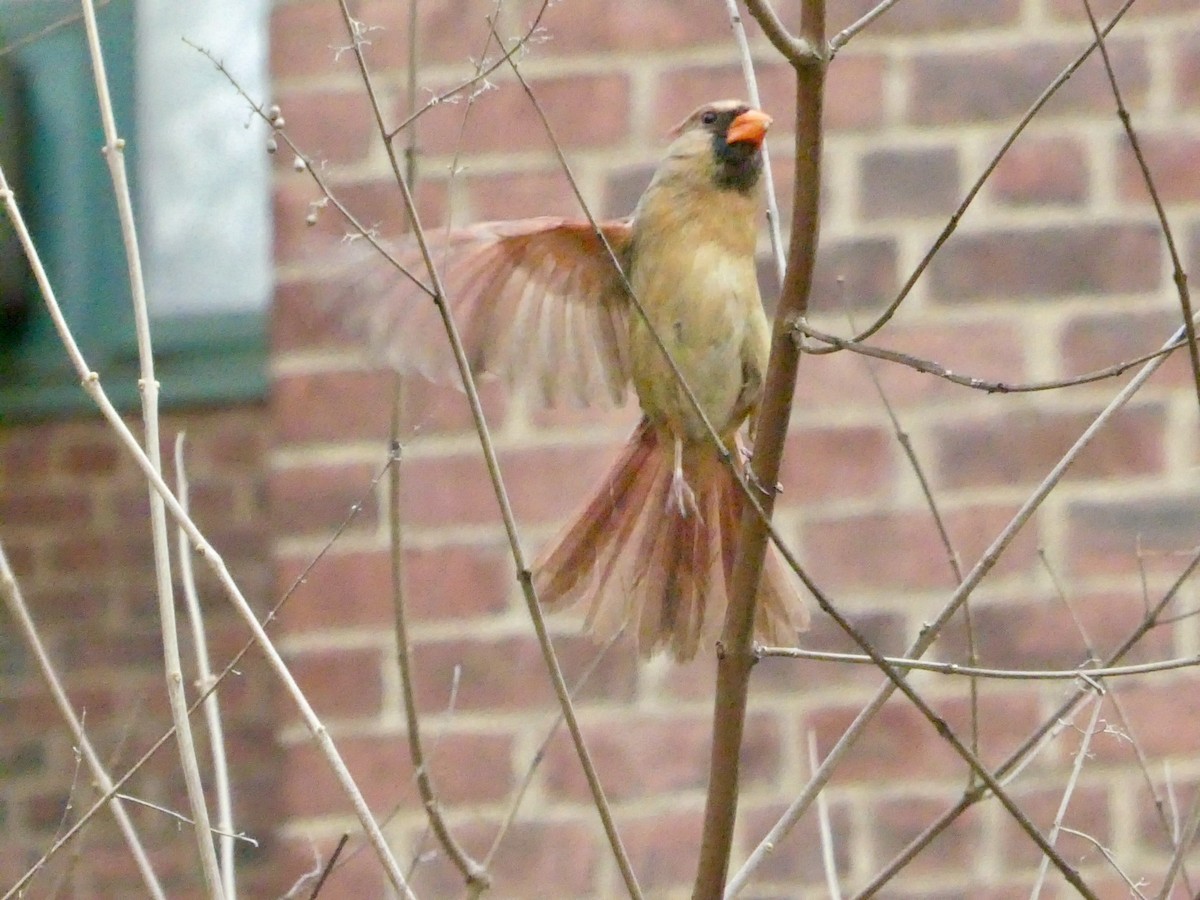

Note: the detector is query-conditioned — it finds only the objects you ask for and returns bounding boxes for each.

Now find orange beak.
[726,108,772,146]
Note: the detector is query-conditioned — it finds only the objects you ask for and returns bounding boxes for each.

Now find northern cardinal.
[362,100,809,660]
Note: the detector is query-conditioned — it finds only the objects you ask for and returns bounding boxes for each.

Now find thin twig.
[828,0,902,55]
[78,1,221,893]
[176,434,238,900]
[477,631,623,878]
[798,320,1189,392]
[700,2,827,894]
[722,0,786,288]
[113,794,257,846]
[742,0,821,65]
[0,162,415,900]
[729,311,1199,895]
[810,0,1139,351]
[333,3,641,895]
[388,389,489,889]
[1043,549,1196,894]
[308,834,349,900]
[846,544,1200,897]
[1080,0,1200,409]
[1156,781,1200,898]
[1029,693,1104,899]
[844,297,980,773]
[0,544,167,900]
[753,647,1200,680]
[1058,827,1150,899]
[383,4,551,143]
[808,733,842,900]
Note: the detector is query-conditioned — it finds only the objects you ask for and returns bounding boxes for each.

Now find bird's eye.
[701,110,718,125]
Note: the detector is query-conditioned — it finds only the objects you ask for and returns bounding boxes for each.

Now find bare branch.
[742,0,820,65]
[1080,0,1200,408]
[0,161,415,900]
[700,1,828,893]
[79,0,221,891]
[811,0,1140,352]
[798,319,1190,393]
[0,543,166,899]
[176,435,238,899]
[730,311,1197,894]
[828,0,903,54]
[387,393,489,890]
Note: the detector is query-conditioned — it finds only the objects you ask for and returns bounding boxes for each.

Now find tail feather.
[533,419,810,661]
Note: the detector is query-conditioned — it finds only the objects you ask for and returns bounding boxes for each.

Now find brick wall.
[0,407,280,896]
[267,0,1200,897]
[7,0,1200,897]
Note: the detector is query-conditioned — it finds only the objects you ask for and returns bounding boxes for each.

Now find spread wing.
[343,216,636,407]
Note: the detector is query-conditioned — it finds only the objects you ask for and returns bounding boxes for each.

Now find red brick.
[1046,0,1197,22]
[485,820,599,897]
[928,223,1161,302]
[909,39,1149,125]
[778,422,893,502]
[860,145,961,219]
[740,799,853,886]
[621,808,704,891]
[1117,132,1200,203]
[831,0,1020,35]
[656,63,798,136]
[403,543,513,621]
[401,440,623,529]
[329,176,447,240]
[989,134,1090,207]
[870,794,982,878]
[542,710,779,803]
[285,646,385,724]
[0,487,92,528]
[281,733,418,818]
[803,503,1039,591]
[808,235,898,314]
[416,74,631,156]
[1090,680,1200,763]
[934,403,1167,489]
[273,368,396,445]
[465,169,580,221]
[1066,494,1200,578]
[0,428,55,479]
[270,0,358,82]
[408,633,637,713]
[826,52,888,131]
[273,88,376,166]
[749,609,909,694]
[1173,27,1200,109]
[270,460,381,536]
[532,0,729,55]
[997,782,1112,870]
[812,690,1042,781]
[357,0,513,70]
[934,591,1173,671]
[1059,308,1183,377]
[272,277,362,355]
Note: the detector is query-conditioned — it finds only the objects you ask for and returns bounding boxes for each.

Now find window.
[0,0,270,420]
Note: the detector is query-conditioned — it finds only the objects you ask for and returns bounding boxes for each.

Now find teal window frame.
[0,0,266,423]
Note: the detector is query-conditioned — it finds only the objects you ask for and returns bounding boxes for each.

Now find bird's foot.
[667,468,700,519]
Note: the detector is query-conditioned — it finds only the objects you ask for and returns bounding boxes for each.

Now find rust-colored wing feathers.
[351,216,635,407]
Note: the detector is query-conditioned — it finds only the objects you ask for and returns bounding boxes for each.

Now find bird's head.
[664,100,772,195]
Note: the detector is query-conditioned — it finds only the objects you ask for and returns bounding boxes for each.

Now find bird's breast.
[628,240,768,442]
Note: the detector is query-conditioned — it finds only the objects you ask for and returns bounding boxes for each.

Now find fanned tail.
[533,419,809,661]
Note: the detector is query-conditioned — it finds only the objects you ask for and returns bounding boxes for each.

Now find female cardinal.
[367,100,808,660]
